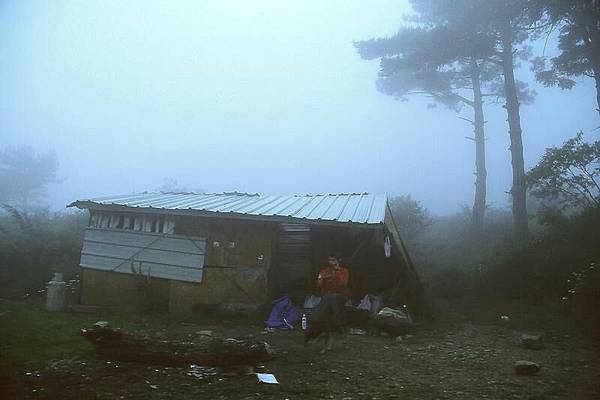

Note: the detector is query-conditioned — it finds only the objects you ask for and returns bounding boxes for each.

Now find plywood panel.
[175,217,273,268]
[193,267,268,304]
[81,267,266,308]
[81,269,170,308]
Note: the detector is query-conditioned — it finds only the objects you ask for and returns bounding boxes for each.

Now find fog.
[0,0,597,215]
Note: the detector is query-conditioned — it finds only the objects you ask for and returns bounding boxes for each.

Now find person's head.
[328,255,340,269]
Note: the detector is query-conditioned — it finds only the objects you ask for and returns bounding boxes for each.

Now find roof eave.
[71,202,386,229]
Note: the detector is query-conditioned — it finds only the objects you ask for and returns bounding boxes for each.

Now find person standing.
[308,255,350,353]
[316,255,349,298]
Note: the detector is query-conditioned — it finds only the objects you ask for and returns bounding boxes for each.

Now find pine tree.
[532,0,600,117]
[356,1,538,240]
[355,26,496,236]
[406,0,543,244]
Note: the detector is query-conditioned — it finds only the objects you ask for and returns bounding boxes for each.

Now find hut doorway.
[273,223,312,304]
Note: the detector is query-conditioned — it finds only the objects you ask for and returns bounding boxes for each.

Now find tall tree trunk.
[469,60,487,236]
[586,31,600,118]
[594,72,600,118]
[500,23,528,244]
[577,7,600,117]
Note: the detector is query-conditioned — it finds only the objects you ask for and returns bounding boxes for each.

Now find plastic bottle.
[301,313,307,330]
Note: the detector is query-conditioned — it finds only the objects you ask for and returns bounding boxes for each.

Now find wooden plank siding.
[80,228,206,283]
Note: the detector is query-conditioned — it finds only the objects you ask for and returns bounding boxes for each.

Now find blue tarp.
[265,296,300,330]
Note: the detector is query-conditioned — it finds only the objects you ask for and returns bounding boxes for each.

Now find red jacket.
[316,266,349,296]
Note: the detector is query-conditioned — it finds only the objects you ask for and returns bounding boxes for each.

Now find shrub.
[0,206,87,296]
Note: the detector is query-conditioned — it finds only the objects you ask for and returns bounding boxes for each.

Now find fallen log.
[80,325,275,367]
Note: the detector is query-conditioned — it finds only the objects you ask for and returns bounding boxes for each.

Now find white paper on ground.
[256,373,279,384]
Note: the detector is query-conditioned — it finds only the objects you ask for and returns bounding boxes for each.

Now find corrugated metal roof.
[69,192,388,225]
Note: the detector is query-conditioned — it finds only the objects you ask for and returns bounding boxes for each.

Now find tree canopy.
[532,0,600,116]
[0,147,59,209]
[388,194,431,239]
[527,132,600,209]
[354,19,503,110]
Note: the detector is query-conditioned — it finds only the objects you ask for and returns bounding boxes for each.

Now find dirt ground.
[2,303,599,400]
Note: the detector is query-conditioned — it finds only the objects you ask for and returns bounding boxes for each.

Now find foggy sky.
[1,0,598,215]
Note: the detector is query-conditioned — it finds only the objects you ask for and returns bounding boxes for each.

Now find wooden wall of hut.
[172,216,276,308]
[81,268,171,310]
[79,212,412,313]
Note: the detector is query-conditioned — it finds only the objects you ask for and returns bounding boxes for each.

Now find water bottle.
[301,313,307,330]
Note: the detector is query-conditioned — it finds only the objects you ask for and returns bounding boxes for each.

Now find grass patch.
[0,298,134,374]
[0,297,266,378]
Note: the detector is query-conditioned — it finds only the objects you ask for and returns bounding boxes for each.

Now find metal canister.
[46,272,66,311]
